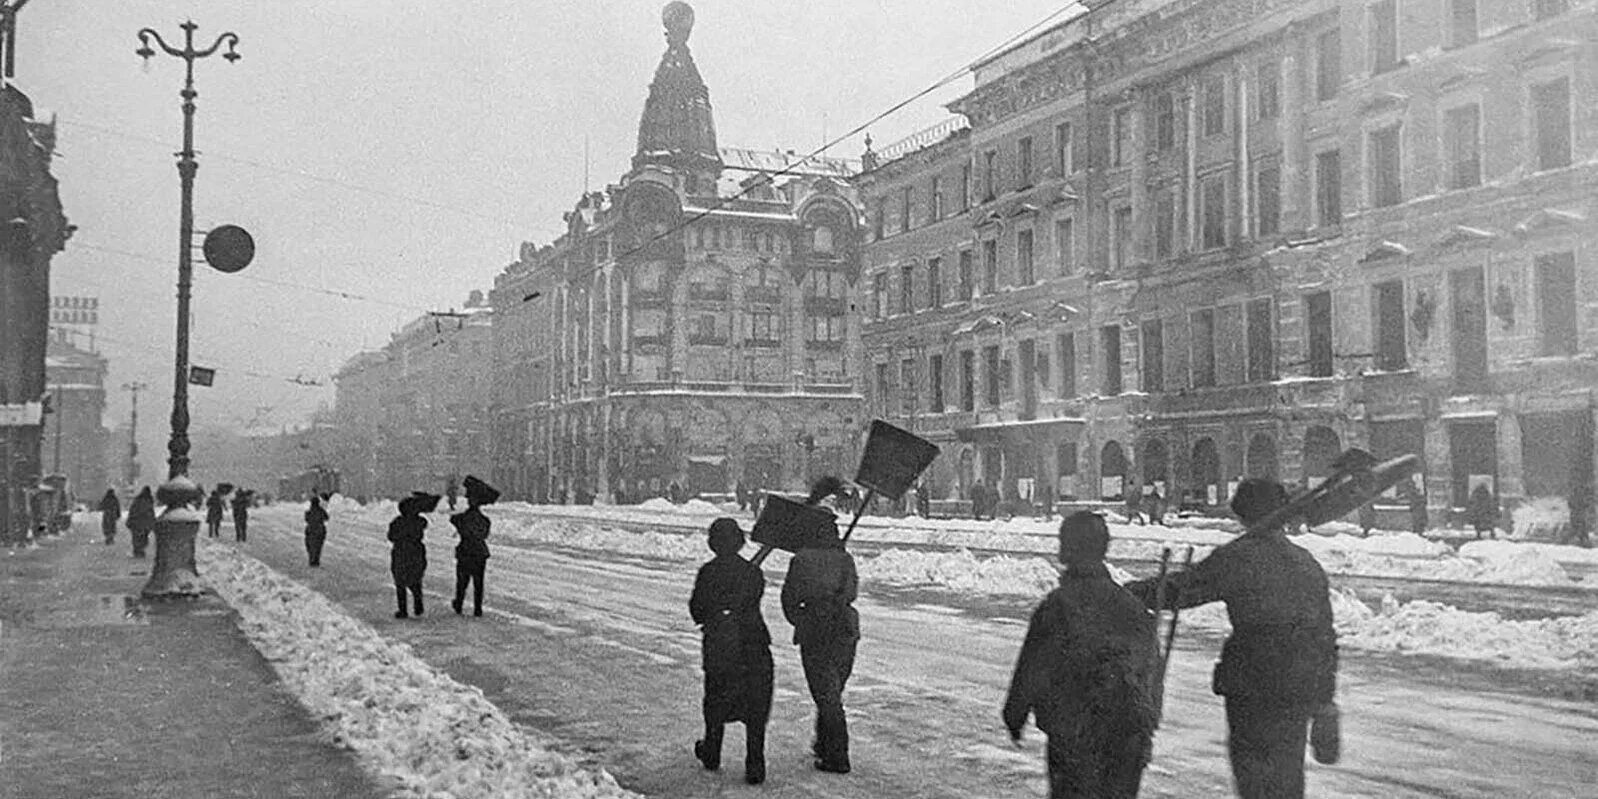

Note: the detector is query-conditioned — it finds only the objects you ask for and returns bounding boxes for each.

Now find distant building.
[860,0,1595,537]
[489,2,866,503]
[0,85,72,543]
[43,331,108,498]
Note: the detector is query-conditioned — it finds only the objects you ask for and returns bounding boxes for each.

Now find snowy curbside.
[196,538,640,799]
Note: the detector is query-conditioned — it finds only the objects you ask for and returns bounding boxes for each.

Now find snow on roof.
[719,147,859,177]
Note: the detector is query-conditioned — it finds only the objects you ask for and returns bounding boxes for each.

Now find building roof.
[634,2,720,171]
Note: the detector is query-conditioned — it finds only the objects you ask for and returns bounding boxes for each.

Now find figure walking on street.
[231,490,251,542]
[450,476,499,617]
[781,476,859,775]
[304,496,330,567]
[1004,511,1159,799]
[206,489,225,538]
[389,493,433,618]
[1405,481,1428,536]
[1468,483,1498,540]
[690,517,773,785]
[445,476,460,512]
[99,489,121,545]
[126,487,156,559]
[1124,485,1147,525]
[1124,478,1341,799]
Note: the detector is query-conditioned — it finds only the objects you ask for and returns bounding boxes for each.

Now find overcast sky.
[27,0,1073,467]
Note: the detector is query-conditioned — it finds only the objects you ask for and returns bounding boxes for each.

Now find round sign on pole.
[203,224,255,273]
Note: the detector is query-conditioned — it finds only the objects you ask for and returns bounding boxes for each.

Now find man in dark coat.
[1004,511,1159,799]
[690,517,773,785]
[99,489,121,545]
[1124,478,1340,799]
[781,476,859,775]
[231,490,251,542]
[1467,483,1498,540]
[126,487,156,558]
[205,489,225,538]
[304,496,330,567]
[970,481,987,521]
[1405,481,1428,535]
[450,476,498,617]
[388,493,433,618]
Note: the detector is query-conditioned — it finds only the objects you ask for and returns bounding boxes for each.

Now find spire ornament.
[663,1,694,46]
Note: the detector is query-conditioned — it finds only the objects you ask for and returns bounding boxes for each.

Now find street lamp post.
[136,20,239,482]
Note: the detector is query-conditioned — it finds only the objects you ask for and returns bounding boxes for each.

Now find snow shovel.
[1149,544,1194,728]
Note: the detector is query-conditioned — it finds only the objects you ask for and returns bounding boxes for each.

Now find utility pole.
[122,382,148,487]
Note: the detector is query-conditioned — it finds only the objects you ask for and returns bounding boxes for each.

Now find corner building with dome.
[489,3,867,503]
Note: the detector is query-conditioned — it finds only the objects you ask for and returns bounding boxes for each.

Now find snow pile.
[1293,533,1573,586]
[197,539,638,799]
[497,516,707,562]
[1511,497,1571,542]
[633,498,725,515]
[858,548,1124,597]
[1342,597,1598,671]
[1459,539,1598,566]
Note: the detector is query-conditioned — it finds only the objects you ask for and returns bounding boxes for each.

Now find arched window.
[813,225,834,253]
[1192,438,1222,505]
[1141,438,1170,492]
[1100,441,1128,501]
[1302,426,1341,487]
[1247,433,1279,480]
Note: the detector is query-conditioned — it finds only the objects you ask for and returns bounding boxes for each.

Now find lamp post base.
[141,476,207,600]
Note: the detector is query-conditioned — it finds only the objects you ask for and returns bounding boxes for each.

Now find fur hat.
[462,475,500,506]
[707,517,745,556]
[1058,511,1110,565]
[1230,478,1290,524]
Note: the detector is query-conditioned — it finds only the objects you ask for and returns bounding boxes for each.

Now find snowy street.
[216,503,1597,798]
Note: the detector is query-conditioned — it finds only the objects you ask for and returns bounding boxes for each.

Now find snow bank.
[634,498,725,515]
[1511,496,1570,542]
[197,539,637,799]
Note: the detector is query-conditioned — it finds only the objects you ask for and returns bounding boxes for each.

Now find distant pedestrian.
[445,476,460,512]
[99,489,121,545]
[1406,483,1428,536]
[1124,486,1147,525]
[969,482,987,521]
[1146,486,1166,526]
[126,487,156,558]
[1035,482,1054,521]
[304,496,329,567]
[916,482,931,518]
[1467,484,1498,540]
[231,490,251,542]
[388,493,434,619]
[1004,511,1159,799]
[205,489,225,538]
[782,476,859,775]
[690,517,773,785]
[450,476,499,617]
[735,479,749,512]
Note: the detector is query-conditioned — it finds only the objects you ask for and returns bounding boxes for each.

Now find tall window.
[930,176,943,221]
[1449,0,1478,48]
[983,345,1001,407]
[1533,77,1572,171]
[1192,308,1216,387]
[900,264,915,314]
[873,198,886,239]
[983,150,998,201]
[876,362,891,411]
[958,249,974,301]
[1316,149,1342,227]
[1256,61,1281,120]
[1017,229,1035,286]
[1154,92,1176,151]
[1316,27,1342,101]
[1369,124,1402,207]
[1374,279,1408,371]
[1101,325,1123,395]
[927,257,943,308]
[872,271,888,318]
[1246,298,1275,383]
[1537,252,1578,356]
[1057,332,1076,398]
[1370,0,1399,75]
[900,186,913,233]
[1305,291,1334,377]
[929,354,945,412]
[1202,76,1226,137]
[1141,319,1164,393]
[1055,217,1075,275]
[982,239,998,294]
[900,359,917,414]
[1154,188,1177,259]
[960,350,975,411]
[1445,104,1481,189]
[1200,175,1227,250]
[1055,121,1074,174]
[959,163,972,211]
[1113,206,1133,270]
[1112,107,1131,167]
[1017,136,1034,187]
[1256,165,1281,237]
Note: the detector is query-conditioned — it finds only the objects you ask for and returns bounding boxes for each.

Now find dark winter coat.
[1467,486,1498,532]
[1004,562,1160,742]
[99,492,121,523]
[387,514,428,585]
[449,506,491,561]
[231,495,250,523]
[1126,528,1337,707]
[206,494,225,523]
[126,491,157,533]
[781,544,859,648]
[304,503,329,536]
[690,552,774,724]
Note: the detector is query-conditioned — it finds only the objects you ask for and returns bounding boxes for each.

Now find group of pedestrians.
[387,475,500,619]
[97,487,155,557]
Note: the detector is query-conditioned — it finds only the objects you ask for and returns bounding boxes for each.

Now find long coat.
[387,515,428,585]
[99,492,121,523]
[690,553,774,725]
[126,492,156,534]
[304,503,329,538]
[206,494,225,523]
[449,506,490,561]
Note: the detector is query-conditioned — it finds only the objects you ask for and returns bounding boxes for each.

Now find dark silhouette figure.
[1005,512,1159,799]
[388,494,432,618]
[445,477,460,512]
[99,489,121,545]
[781,476,859,775]
[1467,484,1498,540]
[231,491,251,542]
[1124,479,1341,799]
[1406,483,1428,535]
[969,481,988,521]
[450,476,499,617]
[126,487,156,559]
[690,518,773,785]
[205,490,225,538]
[1146,486,1166,526]
[304,496,329,567]
[1124,486,1147,525]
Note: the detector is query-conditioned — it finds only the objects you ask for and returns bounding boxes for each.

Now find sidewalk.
[0,517,388,799]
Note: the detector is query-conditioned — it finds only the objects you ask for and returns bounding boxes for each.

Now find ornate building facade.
[861,0,1595,536]
[43,331,109,498]
[490,3,866,503]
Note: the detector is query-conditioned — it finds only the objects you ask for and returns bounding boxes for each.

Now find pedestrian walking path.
[0,518,388,799]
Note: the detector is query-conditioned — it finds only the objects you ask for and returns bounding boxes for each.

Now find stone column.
[141,476,205,599]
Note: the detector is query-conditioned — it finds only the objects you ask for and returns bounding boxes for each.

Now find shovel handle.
[839,488,875,544]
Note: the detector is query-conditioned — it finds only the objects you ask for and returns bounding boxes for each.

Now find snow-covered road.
[215,504,1596,798]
